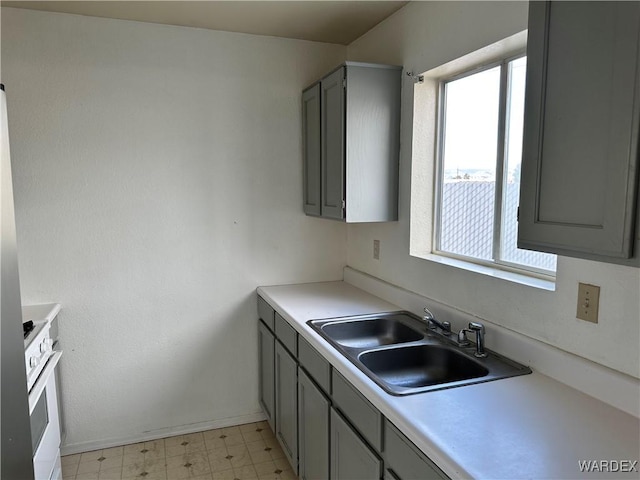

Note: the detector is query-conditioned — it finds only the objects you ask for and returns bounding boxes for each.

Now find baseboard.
[60,411,267,456]
[343,266,640,418]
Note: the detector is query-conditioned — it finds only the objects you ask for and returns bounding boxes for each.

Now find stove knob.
[40,341,48,353]
[29,356,38,368]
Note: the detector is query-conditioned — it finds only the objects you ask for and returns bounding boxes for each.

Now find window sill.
[416,253,556,291]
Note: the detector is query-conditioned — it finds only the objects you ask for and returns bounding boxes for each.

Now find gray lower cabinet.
[258,321,275,431]
[331,407,382,480]
[297,368,330,480]
[303,62,402,222]
[275,341,298,473]
[519,1,640,265]
[258,297,450,480]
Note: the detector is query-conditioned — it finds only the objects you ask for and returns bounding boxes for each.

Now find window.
[435,55,556,276]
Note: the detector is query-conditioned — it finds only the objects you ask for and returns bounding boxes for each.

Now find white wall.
[346,1,640,378]
[2,7,346,449]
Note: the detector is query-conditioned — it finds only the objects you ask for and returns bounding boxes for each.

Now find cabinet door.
[519,1,640,264]
[303,83,321,216]
[321,67,346,220]
[331,407,382,480]
[275,341,298,473]
[258,321,275,432]
[298,368,330,480]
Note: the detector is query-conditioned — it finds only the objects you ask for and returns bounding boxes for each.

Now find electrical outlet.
[576,282,600,323]
[373,239,380,260]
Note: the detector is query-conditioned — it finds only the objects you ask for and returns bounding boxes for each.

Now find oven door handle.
[29,350,62,414]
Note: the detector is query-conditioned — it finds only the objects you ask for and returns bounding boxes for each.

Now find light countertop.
[22,303,61,324]
[258,281,640,480]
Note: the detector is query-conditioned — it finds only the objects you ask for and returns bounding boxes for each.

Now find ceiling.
[1,1,409,45]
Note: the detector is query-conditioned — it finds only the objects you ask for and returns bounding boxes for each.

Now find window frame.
[432,51,556,279]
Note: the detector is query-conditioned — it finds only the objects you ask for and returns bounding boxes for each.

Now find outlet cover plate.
[576,282,600,323]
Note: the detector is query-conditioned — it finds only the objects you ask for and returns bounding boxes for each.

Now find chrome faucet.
[423,307,451,336]
[458,321,487,358]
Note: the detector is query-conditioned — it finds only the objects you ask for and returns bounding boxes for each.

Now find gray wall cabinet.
[258,321,275,432]
[302,83,321,216]
[331,407,382,480]
[519,1,640,265]
[303,62,402,222]
[321,67,346,220]
[297,368,330,480]
[275,340,298,473]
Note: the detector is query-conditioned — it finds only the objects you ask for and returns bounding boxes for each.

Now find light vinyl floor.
[61,421,297,480]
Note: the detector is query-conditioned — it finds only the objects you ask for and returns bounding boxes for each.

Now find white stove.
[23,304,63,480]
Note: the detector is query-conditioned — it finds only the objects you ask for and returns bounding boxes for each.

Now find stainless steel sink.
[359,344,489,393]
[320,317,423,348]
[307,312,531,395]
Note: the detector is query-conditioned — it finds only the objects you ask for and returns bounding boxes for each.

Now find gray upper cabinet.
[303,62,402,222]
[303,83,321,216]
[519,1,640,265]
[321,67,347,220]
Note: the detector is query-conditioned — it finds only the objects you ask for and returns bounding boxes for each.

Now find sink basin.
[321,318,423,349]
[359,344,488,390]
[307,311,531,395]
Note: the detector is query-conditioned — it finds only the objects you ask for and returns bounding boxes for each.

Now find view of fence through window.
[438,56,556,274]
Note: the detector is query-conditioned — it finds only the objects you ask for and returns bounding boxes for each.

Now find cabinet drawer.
[275,312,297,357]
[258,296,275,331]
[384,420,448,480]
[331,370,382,451]
[298,336,331,394]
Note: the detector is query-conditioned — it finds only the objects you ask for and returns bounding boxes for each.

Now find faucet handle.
[441,320,451,332]
[423,307,451,334]
[457,328,471,346]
